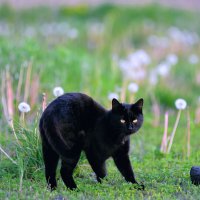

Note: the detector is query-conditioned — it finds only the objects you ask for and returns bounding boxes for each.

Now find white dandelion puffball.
[53,87,64,97]
[156,62,171,77]
[175,99,187,110]
[18,102,31,113]
[128,83,139,93]
[166,54,178,65]
[108,93,119,101]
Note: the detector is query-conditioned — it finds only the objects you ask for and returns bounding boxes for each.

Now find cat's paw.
[47,184,57,192]
[68,185,77,190]
[132,183,145,190]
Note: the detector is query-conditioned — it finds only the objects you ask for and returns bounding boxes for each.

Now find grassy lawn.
[0,4,200,199]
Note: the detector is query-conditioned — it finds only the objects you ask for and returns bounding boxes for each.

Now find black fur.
[39,93,144,190]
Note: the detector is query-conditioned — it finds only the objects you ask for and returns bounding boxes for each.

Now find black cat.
[39,93,144,190]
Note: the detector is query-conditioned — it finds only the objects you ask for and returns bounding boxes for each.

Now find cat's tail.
[39,117,75,159]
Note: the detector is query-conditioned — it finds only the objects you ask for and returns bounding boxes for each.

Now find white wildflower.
[118,59,130,71]
[108,93,119,101]
[128,83,139,93]
[118,50,150,82]
[128,50,151,66]
[166,54,178,65]
[168,26,182,41]
[156,62,171,77]
[175,98,187,110]
[53,87,64,97]
[118,59,146,81]
[18,102,31,113]
[168,26,199,46]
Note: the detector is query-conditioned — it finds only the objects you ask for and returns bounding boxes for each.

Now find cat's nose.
[128,124,133,130]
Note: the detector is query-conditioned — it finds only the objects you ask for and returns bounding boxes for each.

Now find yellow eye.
[133,119,138,124]
[120,119,125,124]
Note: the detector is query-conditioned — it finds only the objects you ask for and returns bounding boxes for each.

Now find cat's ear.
[112,98,122,112]
[134,98,143,110]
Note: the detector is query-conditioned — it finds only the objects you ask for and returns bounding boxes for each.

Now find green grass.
[0,3,200,200]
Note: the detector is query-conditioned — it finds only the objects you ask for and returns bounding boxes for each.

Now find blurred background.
[1,0,200,10]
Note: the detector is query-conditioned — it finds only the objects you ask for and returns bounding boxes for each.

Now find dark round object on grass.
[190,166,200,185]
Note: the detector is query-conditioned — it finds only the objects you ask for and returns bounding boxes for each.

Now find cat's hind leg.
[60,145,82,190]
[41,134,59,191]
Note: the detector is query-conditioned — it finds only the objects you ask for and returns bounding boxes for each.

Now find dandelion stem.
[167,109,181,153]
[0,145,17,165]
[129,94,134,103]
[9,119,21,145]
[21,112,25,126]
[160,112,168,153]
[187,109,191,158]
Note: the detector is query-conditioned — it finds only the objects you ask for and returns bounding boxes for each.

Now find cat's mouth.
[127,126,141,135]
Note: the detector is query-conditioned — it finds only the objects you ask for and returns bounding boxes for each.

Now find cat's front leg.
[85,150,107,183]
[112,141,144,190]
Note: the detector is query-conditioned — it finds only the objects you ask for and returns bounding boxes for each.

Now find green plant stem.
[9,119,21,145]
[0,145,17,165]
[19,169,24,192]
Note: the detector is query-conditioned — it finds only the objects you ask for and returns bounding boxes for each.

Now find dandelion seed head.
[129,50,151,66]
[166,54,178,65]
[108,93,119,101]
[128,83,139,93]
[53,87,64,97]
[18,102,31,113]
[175,98,187,110]
[156,62,171,77]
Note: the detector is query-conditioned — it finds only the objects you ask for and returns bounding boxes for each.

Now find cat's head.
[111,98,144,135]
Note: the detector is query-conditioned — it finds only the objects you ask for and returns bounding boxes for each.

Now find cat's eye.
[120,119,125,124]
[133,119,138,124]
